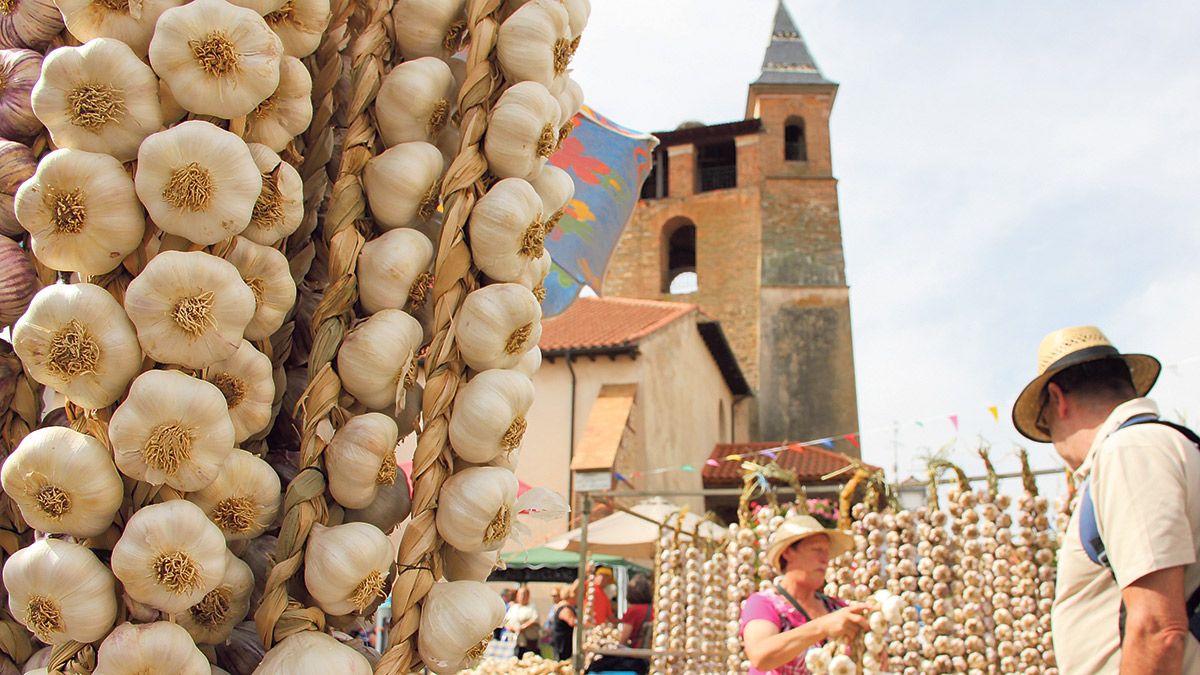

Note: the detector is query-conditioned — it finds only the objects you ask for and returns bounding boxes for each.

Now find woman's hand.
[811,603,871,640]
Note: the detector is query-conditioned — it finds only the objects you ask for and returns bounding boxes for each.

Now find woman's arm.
[742,605,870,672]
[617,621,634,645]
[559,606,577,628]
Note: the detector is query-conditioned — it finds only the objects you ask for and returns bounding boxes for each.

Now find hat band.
[1042,344,1120,376]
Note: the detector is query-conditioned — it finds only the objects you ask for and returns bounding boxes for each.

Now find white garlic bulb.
[336,309,423,412]
[253,630,373,674]
[325,412,399,510]
[456,283,542,371]
[149,0,282,118]
[177,552,253,645]
[204,340,276,442]
[442,546,498,583]
[124,250,257,368]
[343,476,411,534]
[1,426,123,537]
[228,0,286,16]
[562,0,589,40]
[109,369,236,491]
[3,538,117,644]
[363,141,444,231]
[530,164,574,234]
[15,147,144,275]
[222,236,297,340]
[111,500,228,615]
[392,0,466,60]
[263,0,331,58]
[448,369,534,464]
[187,447,281,541]
[12,282,143,409]
[356,227,434,315]
[515,247,552,300]
[484,81,560,181]
[513,344,542,377]
[552,75,583,143]
[497,0,571,88]
[436,466,518,553]
[376,56,455,147]
[469,177,545,283]
[55,0,185,57]
[93,621,210,675]
[31,38,163,161]
[304,522,393,616]
[134,121,261,246]
[245,56,314,152]
[417,580,506,674]
[242,143,304,245]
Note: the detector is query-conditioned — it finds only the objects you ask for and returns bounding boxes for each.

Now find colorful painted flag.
[818,439,835,450]
[844,433,860,449]
[542,106,658,316]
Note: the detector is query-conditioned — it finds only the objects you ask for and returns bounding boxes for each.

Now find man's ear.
[1047,382,1068,420]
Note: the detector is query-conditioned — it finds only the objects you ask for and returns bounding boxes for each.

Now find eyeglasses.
[1035,393,1051,435]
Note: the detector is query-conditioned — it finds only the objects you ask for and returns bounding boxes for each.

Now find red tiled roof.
[702,442,879,487]
[539,297,697,353]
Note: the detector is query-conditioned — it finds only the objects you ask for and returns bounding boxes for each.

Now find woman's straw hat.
[765,515,854,573]
[1012,325,1160,442]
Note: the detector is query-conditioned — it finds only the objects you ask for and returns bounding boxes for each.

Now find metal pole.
[573,491,591,672]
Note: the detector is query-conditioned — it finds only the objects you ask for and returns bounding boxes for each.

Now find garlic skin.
[513,344,541,377]
[109,369,236,491]
[0,236,37,328]
[442,547,498,583]
[552,75,583,142]
[449,369,534,464]
[187,448,281,541]
[417,581,505,674]
[263,0,331,58]
[0,49,41,140]
[178,552,253,645]
[204,340,276,442]
[336,309,423,412]
[484,81,561,181]
[515,248,551,300]
[222,236,296,340]
[363,141,444,231]
[469,177,545,284]
[303,522,393,616]
[245,56,314,152]
[150,0,282,118]
[562,0,589,40]
[3,538,117,644]
[356,227,434,315]
[325,412,399,510]
[376,56,455,147]
[158,78,187,124]
[134,121,261,246]
[55,0,186,58]
[15,148,144,275]
[111,500,229,615]
[1,426,123,537]
[436,466,518,553]
[0,0,63,51]
[253,630,373,674]
[94,621,211,675]
[392,0,466,60]
[242,143,304,245]
[228,0,285,16]
[456,283,543,371]
[0,139,37,237]
[13,282,143,409]
[497,0,571,88]
[124,250,257,369]
[530,164,574,234]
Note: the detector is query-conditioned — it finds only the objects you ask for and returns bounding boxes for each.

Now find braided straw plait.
[375,1,501,671]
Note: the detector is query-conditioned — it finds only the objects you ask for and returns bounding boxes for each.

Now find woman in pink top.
[740,515,870,675]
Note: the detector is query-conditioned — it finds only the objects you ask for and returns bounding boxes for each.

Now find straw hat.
[765,515,854,573]
[1012,325,1160,443]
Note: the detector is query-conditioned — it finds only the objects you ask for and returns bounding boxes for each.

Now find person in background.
[503,586,541,658]
[540,587,562,653]
[552,583,578,661]
[588,565,617,626]
[586,573,654,674]
[495,587,516,640]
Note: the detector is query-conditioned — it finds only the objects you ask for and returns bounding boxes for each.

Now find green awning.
[491,547,647,582]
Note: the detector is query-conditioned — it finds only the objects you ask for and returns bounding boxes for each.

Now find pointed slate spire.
[754,1,834,86]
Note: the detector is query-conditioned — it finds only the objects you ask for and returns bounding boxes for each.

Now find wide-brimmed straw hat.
[765,515,854,573]
[1012,325,1160,443]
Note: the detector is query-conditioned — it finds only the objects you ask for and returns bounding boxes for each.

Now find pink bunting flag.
[949,414,959,431]
[705,458,721,467]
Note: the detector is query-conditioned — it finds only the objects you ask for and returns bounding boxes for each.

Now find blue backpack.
[1078,414,1200,641]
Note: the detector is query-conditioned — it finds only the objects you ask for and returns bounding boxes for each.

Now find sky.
[567,0,1200,499]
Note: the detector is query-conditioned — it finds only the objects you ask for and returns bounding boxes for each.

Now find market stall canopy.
[490,547,648,583]
[545,498,726,559]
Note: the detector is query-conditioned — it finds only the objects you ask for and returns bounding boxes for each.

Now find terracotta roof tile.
[702,442,878,487]
[539,297,697,353]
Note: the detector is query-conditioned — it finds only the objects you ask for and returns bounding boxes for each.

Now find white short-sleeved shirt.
[1052,398,1200,673]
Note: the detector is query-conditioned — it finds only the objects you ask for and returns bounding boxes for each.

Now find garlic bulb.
[0,236,36,328]
[4,538,116,644]
[134,121,261,246]
[436,466,518,552]
[263,0,330,58]
[442,546,498,583]
[112,500,228,615]
[222,236,296,340]
[531,164,574,234]
[516,248,551,300]
[362,141,444,231]
[469,177,546,284]
[187,448,280,541]
[0,0,62,50]
[241,143,304,245]
[93,621,211,675]
[456,283,542,371]
[204,340,275,442]
[552,75,583,143]
[376,56,455,147]
[109,369,236,490]
[563,0,589,40]
[513,344,541,377]
[158,78,187,124]
[245,56,313,152]
[336,309,423,412]
[303,522,393,616]
[0,139,36,237]
[417,581,505,674]
[254,630,373,674]
[496,0,571,88]
[228,0,285,16]
[178,552,253,645]
[15,148,144,275]
[391,0,466,60]
[1,426,123,537]
[356,227,434,315]
[484,81,561,181]
[124,250,256,368]
[31,39,162,162]
[343,475,411,534]
[55,0,185,58]
[325,412,399,510]
[0,49,40,140]
[13,282,143,409]
[149,0,282,118]
[448,369,533,464]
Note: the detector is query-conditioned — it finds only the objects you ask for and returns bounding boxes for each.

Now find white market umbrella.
[546,498,725,559]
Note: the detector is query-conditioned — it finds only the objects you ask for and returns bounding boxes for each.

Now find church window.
[785,117,807,161]
[662,218,697,294]
[696,140,737,192]
[640,148,669,199]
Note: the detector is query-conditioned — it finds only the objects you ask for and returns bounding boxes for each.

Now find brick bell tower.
[601,1,859,451]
